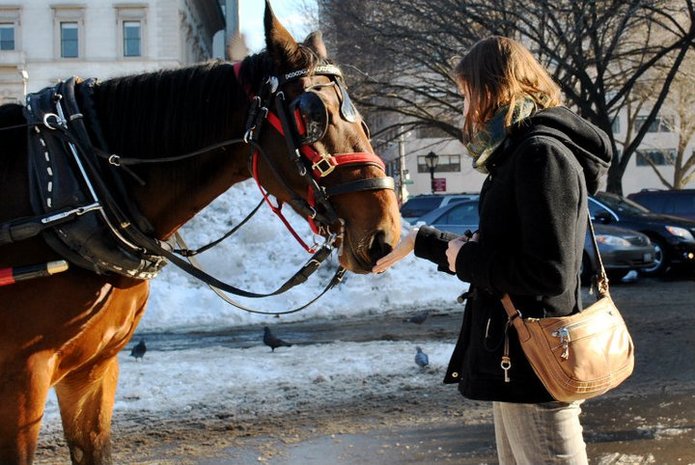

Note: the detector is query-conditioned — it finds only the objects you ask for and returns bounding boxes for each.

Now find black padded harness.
[24,78,166,279]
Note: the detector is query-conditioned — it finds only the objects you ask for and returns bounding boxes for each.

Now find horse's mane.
[92,43,330,160]
[92,60,247,159]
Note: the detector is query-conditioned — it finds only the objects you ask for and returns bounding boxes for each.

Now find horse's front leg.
[0,354,54,465]
[54,356,119,465]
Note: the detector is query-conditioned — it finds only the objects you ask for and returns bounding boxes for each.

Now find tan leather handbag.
[500,215,635,402]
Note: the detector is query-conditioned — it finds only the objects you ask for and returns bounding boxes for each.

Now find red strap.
[0,268,15,286]
[251,151,317,253]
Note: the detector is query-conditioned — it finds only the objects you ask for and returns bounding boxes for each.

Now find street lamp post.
[424,151,439,194]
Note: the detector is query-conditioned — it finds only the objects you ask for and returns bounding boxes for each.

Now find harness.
[23,78,166,279]
[1,62,394,313]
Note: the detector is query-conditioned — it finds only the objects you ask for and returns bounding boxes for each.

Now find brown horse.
[0,3,400,464]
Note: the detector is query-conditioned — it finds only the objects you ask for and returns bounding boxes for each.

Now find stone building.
[0,0,224,104]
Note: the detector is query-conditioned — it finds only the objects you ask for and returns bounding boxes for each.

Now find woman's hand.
[372,228,418,273]
[446,231,479,273]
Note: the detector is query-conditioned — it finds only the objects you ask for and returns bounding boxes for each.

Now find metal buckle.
[42,113,65,130]
[312,154,336,177]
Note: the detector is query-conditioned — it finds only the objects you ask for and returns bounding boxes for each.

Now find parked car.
[591,192,695,275]
[627,189,695,221]
[400,193,479,223]
[416,199,656,283]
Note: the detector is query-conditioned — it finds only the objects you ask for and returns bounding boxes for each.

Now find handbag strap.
[586,211,610,296]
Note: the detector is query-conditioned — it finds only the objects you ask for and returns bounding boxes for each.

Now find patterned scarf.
[464,97,537,174]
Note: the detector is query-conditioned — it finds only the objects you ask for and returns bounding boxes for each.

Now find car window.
[401,197,441,217]
[440,202,479,224]
[594,193,650,215]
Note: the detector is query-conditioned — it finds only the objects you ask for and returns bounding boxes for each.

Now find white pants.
[492,400,588,465]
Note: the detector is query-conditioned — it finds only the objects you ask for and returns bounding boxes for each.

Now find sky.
[239,0,318,53]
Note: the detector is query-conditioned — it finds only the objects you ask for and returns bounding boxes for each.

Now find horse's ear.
[304,31,328,60]
[264,0,302,69]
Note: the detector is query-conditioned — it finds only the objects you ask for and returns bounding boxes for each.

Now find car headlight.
[595,235,631,247]
[665,225,695,241]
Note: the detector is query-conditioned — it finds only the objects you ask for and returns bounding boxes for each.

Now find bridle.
[237,62,395,252]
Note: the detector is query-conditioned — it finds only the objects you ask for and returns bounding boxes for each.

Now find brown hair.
[452,36,562,141]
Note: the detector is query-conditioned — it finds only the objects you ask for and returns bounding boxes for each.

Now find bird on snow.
[263,326,292,352]
[130,339,147,361]
[404,310,430,324]
[415,346,429,368]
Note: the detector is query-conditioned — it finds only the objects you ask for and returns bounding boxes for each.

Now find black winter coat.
[413,107,612,403]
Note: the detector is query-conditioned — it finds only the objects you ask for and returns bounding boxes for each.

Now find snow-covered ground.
[41,180,467,427]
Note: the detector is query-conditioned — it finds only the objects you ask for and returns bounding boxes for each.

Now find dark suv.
[400,193,479,223]
[590,192,695,275]
[627,189,695,221]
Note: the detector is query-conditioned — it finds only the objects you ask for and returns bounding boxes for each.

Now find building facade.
[0,0,224,103]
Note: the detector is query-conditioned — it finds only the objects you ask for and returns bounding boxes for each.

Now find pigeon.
[130,339,146,361]
[404,310,430,324]
[263,326,292,352]
[415,346,429,368]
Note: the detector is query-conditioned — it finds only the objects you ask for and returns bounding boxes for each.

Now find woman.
[374,36,612,464]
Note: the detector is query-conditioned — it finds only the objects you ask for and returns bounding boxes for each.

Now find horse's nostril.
[368,230,392,264]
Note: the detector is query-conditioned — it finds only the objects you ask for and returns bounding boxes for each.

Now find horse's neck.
[92,62,253,239]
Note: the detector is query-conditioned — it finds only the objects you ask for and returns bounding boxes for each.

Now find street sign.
[433,178,446,192]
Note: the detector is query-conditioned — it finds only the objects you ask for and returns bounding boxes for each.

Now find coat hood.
[509,106,613,194]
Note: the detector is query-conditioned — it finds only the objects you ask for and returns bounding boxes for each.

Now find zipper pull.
[553,327,571,359]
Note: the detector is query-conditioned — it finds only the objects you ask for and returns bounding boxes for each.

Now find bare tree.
[318,0,695,194]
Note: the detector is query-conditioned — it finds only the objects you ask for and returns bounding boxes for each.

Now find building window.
[0,23,14,50]
[635,115,675,133]
[60,22,79,58]
[116,5,147,59]
[417,154,461,173]
[53,6,84,59]
[636,148,675,166]
[123,21,141,57]
[0,7,20,51]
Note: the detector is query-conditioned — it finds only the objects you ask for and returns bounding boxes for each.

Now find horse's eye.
[361,120,371,140]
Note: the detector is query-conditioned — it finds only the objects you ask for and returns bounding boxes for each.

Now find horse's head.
[250,1,401,274]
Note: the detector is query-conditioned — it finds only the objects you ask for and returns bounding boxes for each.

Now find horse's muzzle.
[342,229,393,274]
